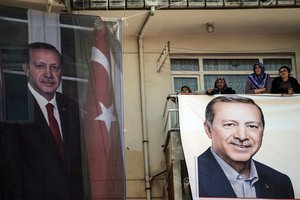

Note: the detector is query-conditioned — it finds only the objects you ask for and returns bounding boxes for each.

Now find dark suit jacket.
[206,87,236,95]
[0,122,23,200]
[1,91,83,200]
[198,148,295,199]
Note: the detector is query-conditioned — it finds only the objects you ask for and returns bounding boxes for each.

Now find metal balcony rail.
[72,0,300,10]
[163,94,180,137]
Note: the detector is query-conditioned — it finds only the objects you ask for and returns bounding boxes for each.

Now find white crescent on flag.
[91,46,110,76]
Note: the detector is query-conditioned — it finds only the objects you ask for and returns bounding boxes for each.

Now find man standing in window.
[198,95,294,198]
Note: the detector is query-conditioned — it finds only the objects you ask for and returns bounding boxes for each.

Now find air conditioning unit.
[188,0,205,8]
[90,0,108,8]
[277,0,296,6]
[224,0,241,7]
[109,0,125,8]
[205,0,223,7]
[241,0,259,7]
[72,0,90,9]
[126,0,145,8]
[169,0,187,8]
[145,0,168,8]
[259,0,277,6]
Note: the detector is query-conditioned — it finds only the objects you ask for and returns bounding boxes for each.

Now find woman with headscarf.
[271,66,300,95]
[245,62,271,94]
[206,77,235,95]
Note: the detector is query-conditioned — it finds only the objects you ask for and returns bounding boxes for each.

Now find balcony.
[72,0,300,10]
[163,95,191,200]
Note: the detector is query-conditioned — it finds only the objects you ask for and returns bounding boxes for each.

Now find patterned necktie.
[46,103,64,160]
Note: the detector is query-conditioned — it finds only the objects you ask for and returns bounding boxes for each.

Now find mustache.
[229,139,251,148]
[41,76,56,84]
[41,77,56,84]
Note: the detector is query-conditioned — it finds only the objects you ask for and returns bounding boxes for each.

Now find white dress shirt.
[27,83,63,140]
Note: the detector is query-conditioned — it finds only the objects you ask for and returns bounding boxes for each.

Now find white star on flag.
[95,101,117,132]
[84,17,125,199]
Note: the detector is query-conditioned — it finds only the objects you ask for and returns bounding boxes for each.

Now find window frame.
[0,14,93,121]
[170,54,296,93]
[172,75,200,93]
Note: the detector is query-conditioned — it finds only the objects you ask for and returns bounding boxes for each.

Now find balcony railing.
[72,0,300,10]
[163,94,180,137]
[163,95,192,200]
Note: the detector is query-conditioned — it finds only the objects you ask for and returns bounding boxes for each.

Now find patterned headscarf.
[247,62,269,89]
[253,62,265,74]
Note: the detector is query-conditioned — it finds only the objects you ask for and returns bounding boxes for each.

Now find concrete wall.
[123,33,300,199]
[76,8,300,198]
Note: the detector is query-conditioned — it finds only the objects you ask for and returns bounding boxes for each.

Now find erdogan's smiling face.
[204,102,264,167]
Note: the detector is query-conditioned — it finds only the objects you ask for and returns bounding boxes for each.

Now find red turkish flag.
[84,17,124,200]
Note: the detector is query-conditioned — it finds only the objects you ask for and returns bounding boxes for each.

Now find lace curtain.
[171,58,293,94]
[174,77,198,93]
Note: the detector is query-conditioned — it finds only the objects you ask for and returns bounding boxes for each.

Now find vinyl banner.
[0,5,125,200]
[178,94,300,199]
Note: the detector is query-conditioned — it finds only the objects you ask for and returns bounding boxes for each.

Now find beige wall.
[76,9,300,199]
[123,33,300,199]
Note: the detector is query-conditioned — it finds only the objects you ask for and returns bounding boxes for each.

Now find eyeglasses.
[280,69,287,73]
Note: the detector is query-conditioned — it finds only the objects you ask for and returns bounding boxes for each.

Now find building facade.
[1,0,300,199]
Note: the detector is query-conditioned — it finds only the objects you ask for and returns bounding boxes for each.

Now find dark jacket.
[0,123,23,200]
[198,148,294,198]
[0,92,83,200]
[206,87,236,95]
[271,76,300,94]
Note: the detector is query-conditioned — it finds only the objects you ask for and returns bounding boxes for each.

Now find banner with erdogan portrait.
[178,94,300,199]
[0,6,125,200]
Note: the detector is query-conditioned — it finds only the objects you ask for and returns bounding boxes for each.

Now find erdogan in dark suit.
[198,148,294,198]
[17,91,83,200]
[198,95,294,199]
[4,42,84,200]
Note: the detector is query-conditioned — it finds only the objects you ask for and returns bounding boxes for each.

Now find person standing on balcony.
[245,62,271,94]
[179,85,193,95]
[271,66,300,95]
[206,77,236,95]
[198,95,294,198]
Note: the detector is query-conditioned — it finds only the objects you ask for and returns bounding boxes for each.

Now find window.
[204,75,247,94]
[0,17,28,121]
[0,11,94,122]
[263,58,292,71]
[171,59,199,71]
[173,77,198,93]
[203,59,257,71]
[170,56,295,94]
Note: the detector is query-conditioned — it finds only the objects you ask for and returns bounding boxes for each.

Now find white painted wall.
[122,33,300,199]
[77,8,300,198]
